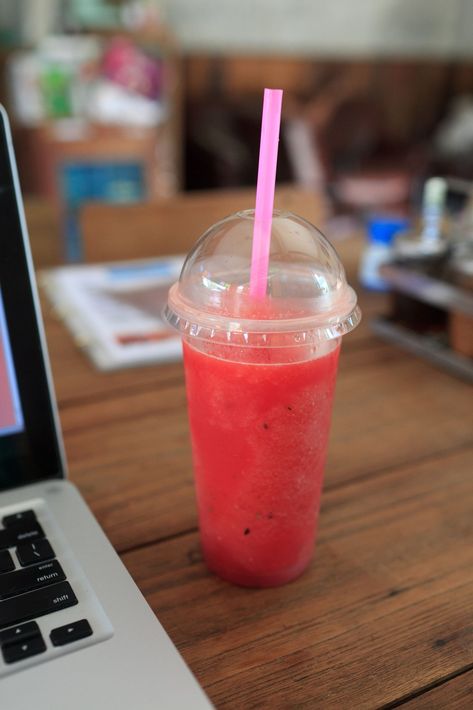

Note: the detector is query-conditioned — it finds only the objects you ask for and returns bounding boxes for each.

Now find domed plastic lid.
[165,210,361,348]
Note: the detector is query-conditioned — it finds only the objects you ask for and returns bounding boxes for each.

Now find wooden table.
[39,218,473,708]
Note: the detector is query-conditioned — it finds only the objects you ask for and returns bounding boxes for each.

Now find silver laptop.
[0,106,211,709]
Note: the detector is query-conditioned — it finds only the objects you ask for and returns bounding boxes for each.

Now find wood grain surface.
[405,673,473,709]
[121,446,473,708]
[34,195,473,708]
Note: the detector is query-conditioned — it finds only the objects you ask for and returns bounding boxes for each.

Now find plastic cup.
[165,210,360,587]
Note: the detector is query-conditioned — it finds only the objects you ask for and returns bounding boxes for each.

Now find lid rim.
[164,301,361,346]
[166,282,359,336]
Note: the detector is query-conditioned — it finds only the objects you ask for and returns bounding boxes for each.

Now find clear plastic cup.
[165,210,360,587]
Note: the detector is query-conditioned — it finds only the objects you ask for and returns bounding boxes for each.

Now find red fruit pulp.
[183,338,340,587]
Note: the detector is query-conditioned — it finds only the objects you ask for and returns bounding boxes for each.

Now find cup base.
[203,549,313,588]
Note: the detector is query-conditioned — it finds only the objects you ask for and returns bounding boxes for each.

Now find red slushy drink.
[165,210,360,587]
[183,338,340,587]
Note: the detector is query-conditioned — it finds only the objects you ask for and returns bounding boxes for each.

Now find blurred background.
[1,0,473,262]
[1,0,473,376]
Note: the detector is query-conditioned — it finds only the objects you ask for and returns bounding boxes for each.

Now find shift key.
[0,582,78,629]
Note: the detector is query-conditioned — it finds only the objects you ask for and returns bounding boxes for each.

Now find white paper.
[42,257,184,371]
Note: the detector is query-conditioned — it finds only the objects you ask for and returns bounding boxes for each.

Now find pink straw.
[249,88,283,298]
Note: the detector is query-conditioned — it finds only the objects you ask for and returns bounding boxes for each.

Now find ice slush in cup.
[164,209,360,586]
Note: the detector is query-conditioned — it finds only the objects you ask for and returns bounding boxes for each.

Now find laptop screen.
[0,288,24,436]
[0,107,64,490]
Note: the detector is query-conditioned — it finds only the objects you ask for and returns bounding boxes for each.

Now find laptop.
[0,106,211,709]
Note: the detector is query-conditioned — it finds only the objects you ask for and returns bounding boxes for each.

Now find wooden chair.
[24,199,62,268]
[80,186,327,263]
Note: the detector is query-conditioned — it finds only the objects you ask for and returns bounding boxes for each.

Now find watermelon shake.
[165,210,360,587]
[183,337,340,586]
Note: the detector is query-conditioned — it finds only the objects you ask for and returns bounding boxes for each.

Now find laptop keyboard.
[0,505,113,674]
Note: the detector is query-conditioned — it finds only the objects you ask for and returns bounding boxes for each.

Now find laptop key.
[0,550,14,574]
[16,538,55,567]
[50,619,93,647]
[0,621,40,645]
[0,523,45,551]
[0,581,78,629]
[2,634,46,664]
[0,560,66,599]
[2,510,37,527]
